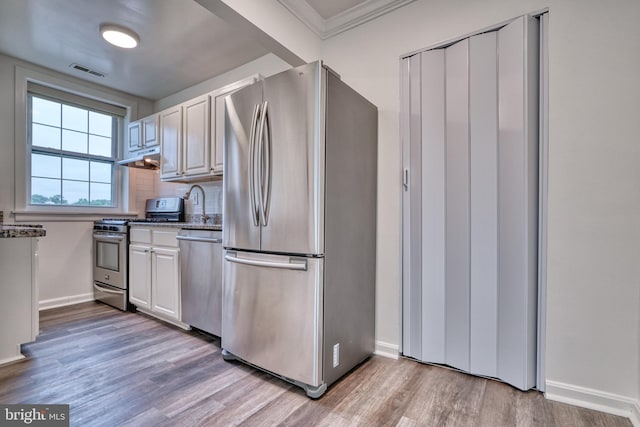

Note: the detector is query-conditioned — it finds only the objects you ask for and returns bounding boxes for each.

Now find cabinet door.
[143,114,159,147]
[211,76,257,175]
[127,120,142,152]
[160,106,182,180]
[129,244,151,309]
[211,92,226,175]
[182,94,211,177]
[151,247,181,320]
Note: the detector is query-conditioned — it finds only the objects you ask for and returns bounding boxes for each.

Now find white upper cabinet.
[158,75,258,182]
[143,115,159,147]
[159,105,183,179]
[127,120,141,153]
[182,94,211,177]
[210,75,257,175]
[126,114,159,157]
[160,96,210,181]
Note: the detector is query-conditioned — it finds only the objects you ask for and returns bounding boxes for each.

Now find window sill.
[13,209,140,222]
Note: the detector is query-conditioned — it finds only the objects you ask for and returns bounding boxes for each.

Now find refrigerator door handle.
[249,103,261,226]
[224,253,307,271]
[258,101,271,226]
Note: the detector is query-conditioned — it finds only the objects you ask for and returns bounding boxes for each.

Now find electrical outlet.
[332,343,339,368]
[193,192,199,205]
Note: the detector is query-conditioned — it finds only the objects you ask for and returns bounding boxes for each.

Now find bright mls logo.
[0,405,69,426]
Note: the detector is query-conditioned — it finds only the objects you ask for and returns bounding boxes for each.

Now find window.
[27,88,124,207]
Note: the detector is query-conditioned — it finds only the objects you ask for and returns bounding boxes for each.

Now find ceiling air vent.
[69,63,106,78]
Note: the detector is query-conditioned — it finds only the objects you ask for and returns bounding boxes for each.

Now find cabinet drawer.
[152,229,179,247]
[130,228,152,244]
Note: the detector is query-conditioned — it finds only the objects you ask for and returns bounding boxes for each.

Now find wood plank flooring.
[0,302,632,426]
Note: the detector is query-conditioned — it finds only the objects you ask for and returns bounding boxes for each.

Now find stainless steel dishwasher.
[177,229,223,336]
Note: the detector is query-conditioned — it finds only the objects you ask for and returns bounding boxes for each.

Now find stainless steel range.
[93,197,185,310]
[93,219,129,310]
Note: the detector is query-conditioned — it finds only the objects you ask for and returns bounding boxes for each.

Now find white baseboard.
[630,401,640,427]
[546,380,639,425]
[0,354,26,366]
[39,293,94,311]
[374,340,399,359]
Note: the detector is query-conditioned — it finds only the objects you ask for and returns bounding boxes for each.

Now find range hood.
[118,146,160,169]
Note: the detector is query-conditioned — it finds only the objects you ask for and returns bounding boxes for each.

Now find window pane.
[63,180,89,205]
[31,177,62,204]
[62,129,88,154]
[32,97,60,127]
[62,105,88,132]
[32,124,61,149]
[89,135,112,157]
[89,111,112,137]
[62,158,89,181]
[28,90,118,209]
[31,153,61,179]
[90,161,112,183]
[90,183,112,206]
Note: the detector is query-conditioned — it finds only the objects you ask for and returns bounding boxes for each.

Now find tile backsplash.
[129,168,223,224]
[129,168,158,217]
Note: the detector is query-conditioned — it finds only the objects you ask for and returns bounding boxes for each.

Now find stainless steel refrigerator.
[222,61,377,398]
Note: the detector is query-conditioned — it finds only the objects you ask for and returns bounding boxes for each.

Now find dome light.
[100,24,139,49]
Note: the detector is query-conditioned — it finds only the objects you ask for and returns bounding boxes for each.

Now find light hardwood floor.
[0,302,632,426]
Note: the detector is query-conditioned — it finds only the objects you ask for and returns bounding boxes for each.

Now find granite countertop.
[128,222,222,232]
[0,224,47,238]
[0,211,46,238]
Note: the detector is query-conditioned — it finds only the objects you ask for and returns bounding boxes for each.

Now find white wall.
[154,53,290,111]
[217,0,640,416]
[36,221,94,306]
[211,0,321,63]
[325,0,640,413]
[0,53,154,308]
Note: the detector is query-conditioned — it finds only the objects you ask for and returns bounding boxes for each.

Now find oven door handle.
[93,233,125,241]
[93,283,124,295]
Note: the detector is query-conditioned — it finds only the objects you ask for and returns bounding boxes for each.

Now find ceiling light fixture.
[100,24,139,49]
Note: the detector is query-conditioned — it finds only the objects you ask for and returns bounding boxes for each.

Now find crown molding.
[278,0,417,40]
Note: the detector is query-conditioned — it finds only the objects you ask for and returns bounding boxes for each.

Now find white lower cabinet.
[129,244,151,309]
[151,247,180,318]
[129,227,185,327]
[0,237,39,365]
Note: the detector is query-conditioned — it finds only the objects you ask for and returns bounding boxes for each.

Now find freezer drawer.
[222,250,323,387]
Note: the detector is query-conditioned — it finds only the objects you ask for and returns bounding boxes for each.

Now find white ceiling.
[0,0,418,100]
[305,0,367,20]
[278,0,417,39]
[0,0,269,100]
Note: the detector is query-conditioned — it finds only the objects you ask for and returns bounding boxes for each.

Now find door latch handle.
[403,168,409,191]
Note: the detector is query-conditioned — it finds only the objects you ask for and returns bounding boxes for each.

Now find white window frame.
[14,66,140,220]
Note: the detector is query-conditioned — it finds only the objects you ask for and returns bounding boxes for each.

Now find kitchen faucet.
[183,184,209,223]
